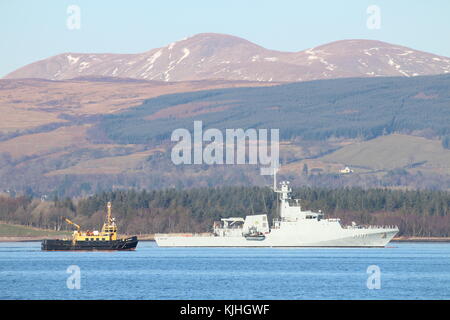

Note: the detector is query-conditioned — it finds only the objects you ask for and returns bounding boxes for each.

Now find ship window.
[102,238,105,241]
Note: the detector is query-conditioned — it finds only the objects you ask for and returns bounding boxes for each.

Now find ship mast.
[273,167,280,218]
[272,167,295,219]
[107,201,112,224]
[273,167,278,192]
[102,201,117,240]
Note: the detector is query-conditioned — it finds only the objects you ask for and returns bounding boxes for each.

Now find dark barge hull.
[41,236,138,251]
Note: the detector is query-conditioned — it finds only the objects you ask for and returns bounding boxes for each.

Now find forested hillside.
[97,74,450,144]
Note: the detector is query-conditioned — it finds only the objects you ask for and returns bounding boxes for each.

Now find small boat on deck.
[244,226,266,241]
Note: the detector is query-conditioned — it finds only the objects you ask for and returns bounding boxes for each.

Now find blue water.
[0,241,449,300]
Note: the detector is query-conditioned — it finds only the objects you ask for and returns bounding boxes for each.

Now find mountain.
[5,33,450,82]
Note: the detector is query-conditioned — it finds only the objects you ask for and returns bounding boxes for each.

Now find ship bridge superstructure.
[273,171,326,223]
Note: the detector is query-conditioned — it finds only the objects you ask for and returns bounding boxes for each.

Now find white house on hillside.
[340,166,354,174]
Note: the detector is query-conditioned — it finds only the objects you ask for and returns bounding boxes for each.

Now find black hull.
[41,236,138,251]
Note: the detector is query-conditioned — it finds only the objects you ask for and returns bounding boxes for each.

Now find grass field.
[0,222,70,237]
[46,147,165,175]
[280,134,450,176]
[321,134,450,173]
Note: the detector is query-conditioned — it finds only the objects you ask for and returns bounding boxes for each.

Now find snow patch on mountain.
[168,42,176,50]
[79,62,90,72]
[396,50,413,56]
[67,55,80,65]
[162,48,191,81]
[147,50,163,64]
[178,48,190,64]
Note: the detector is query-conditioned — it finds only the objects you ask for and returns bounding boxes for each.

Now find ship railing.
[345,225,398,230]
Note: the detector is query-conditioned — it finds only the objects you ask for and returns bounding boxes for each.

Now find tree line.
[1,186,450,237]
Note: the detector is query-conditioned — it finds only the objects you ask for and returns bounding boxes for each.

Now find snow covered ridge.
[5,33,450,82]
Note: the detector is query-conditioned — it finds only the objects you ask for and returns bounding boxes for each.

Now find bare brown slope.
[0,77,275,132]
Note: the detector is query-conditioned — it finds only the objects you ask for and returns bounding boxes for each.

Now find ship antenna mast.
[273,166,278,192]
[272,166,281,218]
[107,201,112,224]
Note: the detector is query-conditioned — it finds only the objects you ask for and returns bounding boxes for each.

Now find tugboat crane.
[64,218,80,232]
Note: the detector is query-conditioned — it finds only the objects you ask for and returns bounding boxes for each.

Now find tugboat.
[41,202,138,251]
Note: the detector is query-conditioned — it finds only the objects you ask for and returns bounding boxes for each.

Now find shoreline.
[391,237,450,242]
[1,235,450,243]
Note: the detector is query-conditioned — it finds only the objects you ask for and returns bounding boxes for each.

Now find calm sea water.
[0,241,449,300]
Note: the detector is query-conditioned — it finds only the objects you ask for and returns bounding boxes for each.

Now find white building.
[340,166,354,174]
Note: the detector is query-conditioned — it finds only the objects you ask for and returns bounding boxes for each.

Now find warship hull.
[41,236,138,251]
[155,229,398,247]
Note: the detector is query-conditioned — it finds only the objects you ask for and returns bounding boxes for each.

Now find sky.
[1,0,449,77]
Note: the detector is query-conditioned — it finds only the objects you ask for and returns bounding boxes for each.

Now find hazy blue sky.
[1,0,449,77]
